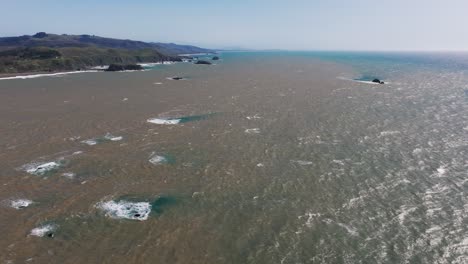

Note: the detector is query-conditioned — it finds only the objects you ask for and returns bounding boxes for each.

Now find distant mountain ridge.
[0,32,212,54]
[0,32,213,74]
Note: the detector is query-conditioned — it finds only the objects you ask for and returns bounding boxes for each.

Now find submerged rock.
[194,60,212,65]
[105,64,143,71]
[171,77,184,80]
[372,78,385,84]
[212,56,219,60]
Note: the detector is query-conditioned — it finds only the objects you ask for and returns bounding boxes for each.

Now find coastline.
[0,60,184,80]
[0,70,100,80]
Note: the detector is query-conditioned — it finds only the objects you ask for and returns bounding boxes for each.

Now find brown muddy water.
[0,53,467,264]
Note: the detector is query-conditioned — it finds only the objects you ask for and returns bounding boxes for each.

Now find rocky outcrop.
[372,79,385,84]
[106,64,143,71]
[195,60,212,65]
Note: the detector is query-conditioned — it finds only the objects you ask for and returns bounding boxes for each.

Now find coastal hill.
[0,32,213,73]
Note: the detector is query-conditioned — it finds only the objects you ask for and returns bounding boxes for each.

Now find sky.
[1,0,468,51]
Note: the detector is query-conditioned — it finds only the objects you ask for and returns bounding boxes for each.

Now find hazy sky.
[2,0,468,51]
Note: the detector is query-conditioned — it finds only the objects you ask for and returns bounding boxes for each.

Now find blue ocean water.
[218,50,468,81]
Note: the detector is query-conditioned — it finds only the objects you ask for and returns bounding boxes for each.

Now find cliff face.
[0,33,212,73]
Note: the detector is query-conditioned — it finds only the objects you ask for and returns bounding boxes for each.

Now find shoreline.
[0,60,184,80]
[0,70,100,80]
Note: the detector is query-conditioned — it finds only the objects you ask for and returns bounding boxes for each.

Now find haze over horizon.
[1,0,468,51]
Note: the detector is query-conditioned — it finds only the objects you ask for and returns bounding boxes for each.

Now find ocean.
[0,51,467,263]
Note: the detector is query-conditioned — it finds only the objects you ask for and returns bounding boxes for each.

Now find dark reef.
[195,60,212,65]
[105,64,143,71]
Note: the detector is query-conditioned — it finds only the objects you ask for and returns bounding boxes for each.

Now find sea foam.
[147,118,181,125]
[0,70,98,81]
[245,128,261,134]
[97,200,152,221]
[149,154,168,165]
[24,162,61,176]
[30,224,57,237]
[9,199,33,209]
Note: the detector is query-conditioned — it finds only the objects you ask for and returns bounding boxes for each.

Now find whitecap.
[104,133,123,141]
[147,118,181,125]
[245,128,260,134]
[139,61,176,67]
[380,131,401,137]
[149,154,168,165]
[96,200,151,221]
[436,165,447,177]
[337,223,358,236]
[291,160,314,166]
[30,224,57,237]
[81,139,98,146]
[25,162,61,176]
[9,199,33,209]
[246,114,262,120]
[61,172,76,179]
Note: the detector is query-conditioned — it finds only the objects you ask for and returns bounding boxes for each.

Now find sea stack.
[195,60,212,65]
[372,79,385,84]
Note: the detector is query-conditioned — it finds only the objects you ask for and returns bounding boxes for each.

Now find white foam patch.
[291,160,314,166]
[147,118,181,125]
[139,62,176,67]
[81,133,122,145]
[246,114,262,120]
[30,224,57,237]
[0,70,98,80]
[104,133,123,141]
[245,128,260,134]
[154,82,163,85]
[380,131,401,137]
[81,139,98,146]
[25,162,61,176]
[9,199,33,209]
[90,65,109,70]
[337,223,359,236]
[61,172,76,179]
[436,165,447,177]
[149,154,168,165]
[397,205,418,225]
[96,200,151,221]
[301,212,322,228]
